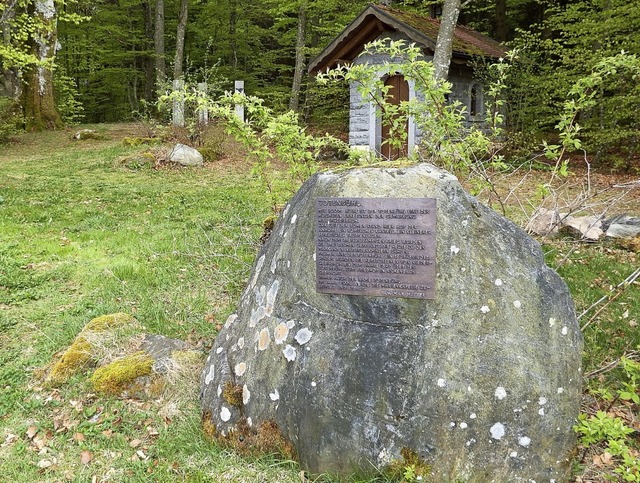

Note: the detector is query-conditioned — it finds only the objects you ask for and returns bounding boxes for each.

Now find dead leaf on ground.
[73,432,86,442]
[26,425,38,439]
[593,451,614,467]
[129,438,142,448]
[80,450,93,465]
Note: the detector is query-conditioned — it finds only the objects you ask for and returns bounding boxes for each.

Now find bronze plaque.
[316,197,436,299]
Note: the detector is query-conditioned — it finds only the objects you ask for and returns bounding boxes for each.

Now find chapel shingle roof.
[309,4,506,74]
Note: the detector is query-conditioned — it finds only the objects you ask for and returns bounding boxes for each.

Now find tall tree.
[173,0,188,79]
[289,0,307,112]
[433,0,462,82]
[22,0,62,130]
[154,0,165,88]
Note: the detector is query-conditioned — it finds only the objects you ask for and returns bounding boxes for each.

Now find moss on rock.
[47,313,138,385]
[91,351,154,395]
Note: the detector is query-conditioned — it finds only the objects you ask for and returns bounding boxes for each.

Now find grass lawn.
[0,124,638,481]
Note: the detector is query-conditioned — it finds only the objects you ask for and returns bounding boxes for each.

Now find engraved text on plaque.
[315,198,436,299]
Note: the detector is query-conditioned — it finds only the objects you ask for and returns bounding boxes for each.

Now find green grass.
[1,125,638,481]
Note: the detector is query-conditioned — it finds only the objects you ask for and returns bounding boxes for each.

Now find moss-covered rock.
[91,351,154,395]
[47,313,138,385]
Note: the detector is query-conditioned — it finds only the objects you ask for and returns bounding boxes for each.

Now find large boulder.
[200,163,583,481]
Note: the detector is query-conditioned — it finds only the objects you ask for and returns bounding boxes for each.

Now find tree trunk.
[22,0,62,130]
[433,0,462,82]
[289,1,307,112]
[154,0,166,89]
[142,0,155,102]
[494,0,507,42]
[173,0,188,80]
[0,0,20,99]
[229,0,237,74]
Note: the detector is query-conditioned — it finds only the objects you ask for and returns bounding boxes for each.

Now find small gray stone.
[169,143,204,166]
[559,215,603,241]
[200,163,582,482]
[604,214,640,239]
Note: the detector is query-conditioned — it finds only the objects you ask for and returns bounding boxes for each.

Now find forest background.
[1,0,639,168]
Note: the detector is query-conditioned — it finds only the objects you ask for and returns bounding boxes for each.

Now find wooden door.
[381,74,409,160]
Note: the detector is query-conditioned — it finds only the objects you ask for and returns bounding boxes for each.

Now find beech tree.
[433,0,462,82]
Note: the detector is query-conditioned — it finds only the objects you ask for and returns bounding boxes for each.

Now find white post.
[234,80,245,122]
[197,82,208,125]
[172,79,185,127]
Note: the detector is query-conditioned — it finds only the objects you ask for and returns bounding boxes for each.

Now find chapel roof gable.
[308,4,506,75]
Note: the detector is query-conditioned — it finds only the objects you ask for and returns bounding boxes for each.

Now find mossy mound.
[121,152,156,170]
[47,313,139,385]
[91,351,154,395]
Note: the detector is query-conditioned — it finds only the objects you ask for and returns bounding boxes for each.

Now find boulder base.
[200,163,582,481]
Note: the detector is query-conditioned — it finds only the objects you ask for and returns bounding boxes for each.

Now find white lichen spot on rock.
[291,214,297,224]
[510,451,518,458]
[557,387,564,394]
[377,448,392,465]
[295,328,313,345]
[249,306,266,328]
[450,245,460,254]
[216,347,223,355]
[312,252,316,261]
[237,337,245,349]
[470,413,477,419]
[495,387,507,400]
[270,257,277,274]
[269,389,280,401]
[250,255,265,288]
[225,314,238,326]
[217,385,222,397]
[459,422,468,429]
[274,322,289,345]
[561,326,568,335]
[234,362,247,377]
[283,345,297,362]
[205,365,215,385]
[465,438,476,447]
[258,328,270,351]
[286,320,296,329]
[220,406,231,422]
[495,278,503,286]
[538,408,545,416]
[266,280,280,309]
[311,381,317,387]
[538,397,547,405]
[490,423,505,440]
[549,317,556,327]
[255,287,265,306]
[518,436,531,447]
[437,378,446,387]
[513,300,522,309]
[242,384,251,405]
[481,305,490,314]
[247,417,253,427]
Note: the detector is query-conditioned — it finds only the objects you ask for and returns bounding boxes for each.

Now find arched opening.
[380,74,409,160]
[470,82,483,118]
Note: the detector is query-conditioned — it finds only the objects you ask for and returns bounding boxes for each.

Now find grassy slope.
[0,126,303,481]
[0,125,638,481]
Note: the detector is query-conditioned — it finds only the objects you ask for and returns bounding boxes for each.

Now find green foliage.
[54,68,84,125]
[0,96,22,143]
[574,356,640,481]
[505,0,640,165]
